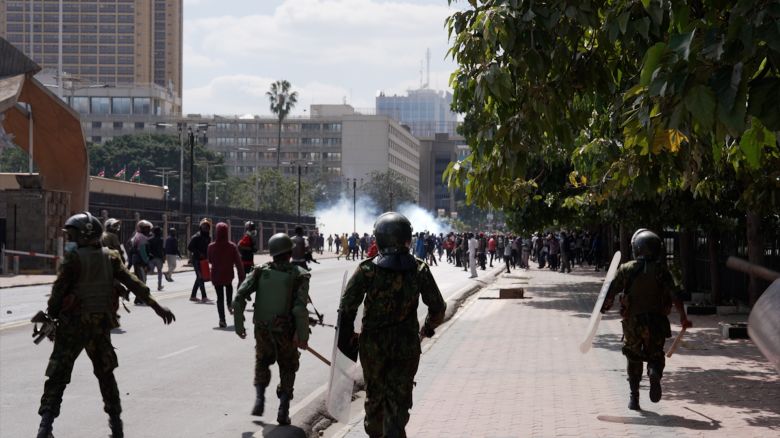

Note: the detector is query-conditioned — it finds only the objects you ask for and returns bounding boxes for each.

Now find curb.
[0,267,196,290]
[292,264,506,438]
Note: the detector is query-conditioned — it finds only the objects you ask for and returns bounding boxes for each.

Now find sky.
[182,0,464,117]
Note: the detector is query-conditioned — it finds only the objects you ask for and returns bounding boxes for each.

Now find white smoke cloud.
[315,196,451,237]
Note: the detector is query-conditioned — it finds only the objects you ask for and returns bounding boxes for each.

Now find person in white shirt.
[468,233,478,278]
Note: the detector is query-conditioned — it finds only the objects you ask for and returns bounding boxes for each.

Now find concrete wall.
[89,176,165,200]
[341,117,391,181]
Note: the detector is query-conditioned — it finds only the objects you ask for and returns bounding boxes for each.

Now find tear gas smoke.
[315,195,451,236]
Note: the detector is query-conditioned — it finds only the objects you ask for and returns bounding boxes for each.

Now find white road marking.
[157,345,198,359]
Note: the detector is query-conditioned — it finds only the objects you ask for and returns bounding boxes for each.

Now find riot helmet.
[104,218,121,234]
[268,233,294,257]
[64,212,103,246]
[631,229,663,261]
[136,220,153,235]
[374,212,413,255]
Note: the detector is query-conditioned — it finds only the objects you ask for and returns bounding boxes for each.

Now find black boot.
[628,378,641,411]
[251,385,265,416]
[648,364,663,403]
[36,412,55,438]
[277,392,291,425]
[109,414,123,438]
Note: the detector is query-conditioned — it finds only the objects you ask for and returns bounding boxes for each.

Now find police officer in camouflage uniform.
[338,212,447,438]
[36,212,176,438]
[601,229,692,411]
[100,218,124,264]
[232,232,311,425]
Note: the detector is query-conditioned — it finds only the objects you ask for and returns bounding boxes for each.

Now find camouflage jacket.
[233,261,311,342]
[605,260,682,317]
[48,245,155,323]
[339,257,446,359]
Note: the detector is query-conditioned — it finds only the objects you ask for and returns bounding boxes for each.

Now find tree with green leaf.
[266,80,298,171]
[0,146,31,173]
[360,170,416,212]
[221,169,315,216]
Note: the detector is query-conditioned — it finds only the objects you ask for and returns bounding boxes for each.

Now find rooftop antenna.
[425,48,431,89]
[419,60,424,89]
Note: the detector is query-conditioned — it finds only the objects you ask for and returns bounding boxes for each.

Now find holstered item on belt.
[618,292,629,320]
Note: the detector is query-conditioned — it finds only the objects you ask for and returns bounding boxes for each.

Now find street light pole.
[178,124,184,209]
[188,128,194,227]
[353,178,357,234]
[297,164,302,225]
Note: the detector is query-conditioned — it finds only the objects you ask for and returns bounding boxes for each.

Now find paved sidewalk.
[341,265,780,437]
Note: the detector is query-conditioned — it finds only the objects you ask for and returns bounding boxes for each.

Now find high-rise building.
[418,133,466,214]
[376,88,458,138]
[0,0,182,100]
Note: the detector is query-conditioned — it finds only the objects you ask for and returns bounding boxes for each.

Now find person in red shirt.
[367,237,379,258]
[208,222,246,328]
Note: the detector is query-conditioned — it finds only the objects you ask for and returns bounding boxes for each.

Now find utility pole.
[297,164,302,225]
[188,128,194,227]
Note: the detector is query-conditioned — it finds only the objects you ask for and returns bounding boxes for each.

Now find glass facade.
[376,89,458,138]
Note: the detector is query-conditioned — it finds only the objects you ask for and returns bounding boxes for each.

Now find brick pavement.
[340,265,780,437]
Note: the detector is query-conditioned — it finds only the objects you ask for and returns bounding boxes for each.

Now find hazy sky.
[183,0,463,116]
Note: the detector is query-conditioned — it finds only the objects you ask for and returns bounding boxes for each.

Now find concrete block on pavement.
[499,287,524,299]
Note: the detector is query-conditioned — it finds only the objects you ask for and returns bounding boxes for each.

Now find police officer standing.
[601,229,692,411]
[290,226,310,271]
[100,218,124,264]
[338,212,446,438]
[232,233,311,425]
[36,212,176,438]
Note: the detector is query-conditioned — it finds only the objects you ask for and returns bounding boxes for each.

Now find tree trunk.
[678,228,696,298]
[746,211,765,306]
[619,224,631,263]
[276,118,282,171]
[707,230,722,306]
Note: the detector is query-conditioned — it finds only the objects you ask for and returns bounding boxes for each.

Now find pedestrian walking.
[164,228,181,282]
[188,218,212,302]
[36,212,175,438]
[488,235,497,267]
[328,234,334,252]
[130,220,152,304]
[601,229,692,411]
[334,234,341,254]
[337,212,446,438]
[238,221,258,275]
[147,226,165,291]
[233,233,310,425]
[503,236,513,274]
[468,233,478,278]
[291,226,310,271]
[208,222,246,328]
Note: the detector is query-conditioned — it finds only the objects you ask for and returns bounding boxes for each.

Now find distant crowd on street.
[323,229,608,277]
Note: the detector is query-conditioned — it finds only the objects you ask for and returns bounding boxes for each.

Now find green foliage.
[446,0,780,233]
[360,170,416,212]
[88,134,226,204]
[221,168,315,216]
[0,146,31,173]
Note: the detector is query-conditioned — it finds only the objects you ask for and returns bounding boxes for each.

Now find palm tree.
[266,80,298,171]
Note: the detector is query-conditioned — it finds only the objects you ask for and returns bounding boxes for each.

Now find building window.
[91,97,110,114]
[135,122,144,130]
[112,98,131,115]
[72,97,90,114]
[91,121,102,129]
[92,136,102,143]
[113,122,124,130]
[131,98,150,114]
[323,123,341,132]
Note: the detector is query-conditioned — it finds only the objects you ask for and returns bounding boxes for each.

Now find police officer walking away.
[232,233,311,425]
[338,212,446,438]
[290,226,310,271]
[601,229,692,411]
[36,212,176,438]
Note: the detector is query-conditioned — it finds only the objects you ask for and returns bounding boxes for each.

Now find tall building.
[0,0,182,100]
[112,105,421,201]
[376,88,458,138]
[418,133,466,214]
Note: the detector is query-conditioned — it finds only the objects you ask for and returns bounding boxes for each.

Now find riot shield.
[326,270,359,423]
[748,279,780,373]
[579,251,622,354]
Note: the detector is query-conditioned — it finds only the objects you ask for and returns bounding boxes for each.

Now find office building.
[418,133,467,214]
[129,105,420,201]
[1,0,183,100]
[376,88,458,138]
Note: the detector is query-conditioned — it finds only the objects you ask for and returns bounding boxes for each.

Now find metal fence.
[89,193,316,256]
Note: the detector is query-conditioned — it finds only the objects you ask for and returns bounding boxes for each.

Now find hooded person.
[188,218,212,302]
[208,222,246,328]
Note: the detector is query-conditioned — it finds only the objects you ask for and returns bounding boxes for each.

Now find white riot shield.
[748,279,780,373]
[579,251,622,354]
[326,270,359,423]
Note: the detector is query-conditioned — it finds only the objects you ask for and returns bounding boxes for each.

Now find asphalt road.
[0,255,488,437]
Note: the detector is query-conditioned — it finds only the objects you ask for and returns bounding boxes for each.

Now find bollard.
[2,250,7,275]
[13,255,20,275]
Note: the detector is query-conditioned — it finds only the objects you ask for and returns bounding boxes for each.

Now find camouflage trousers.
[39,313,120,417]
[621,313,670,381]
[254,326,300,398]
[360,352,420,438]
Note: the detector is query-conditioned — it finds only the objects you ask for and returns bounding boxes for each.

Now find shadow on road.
[597,409,721,430]
[241,420,306,437]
